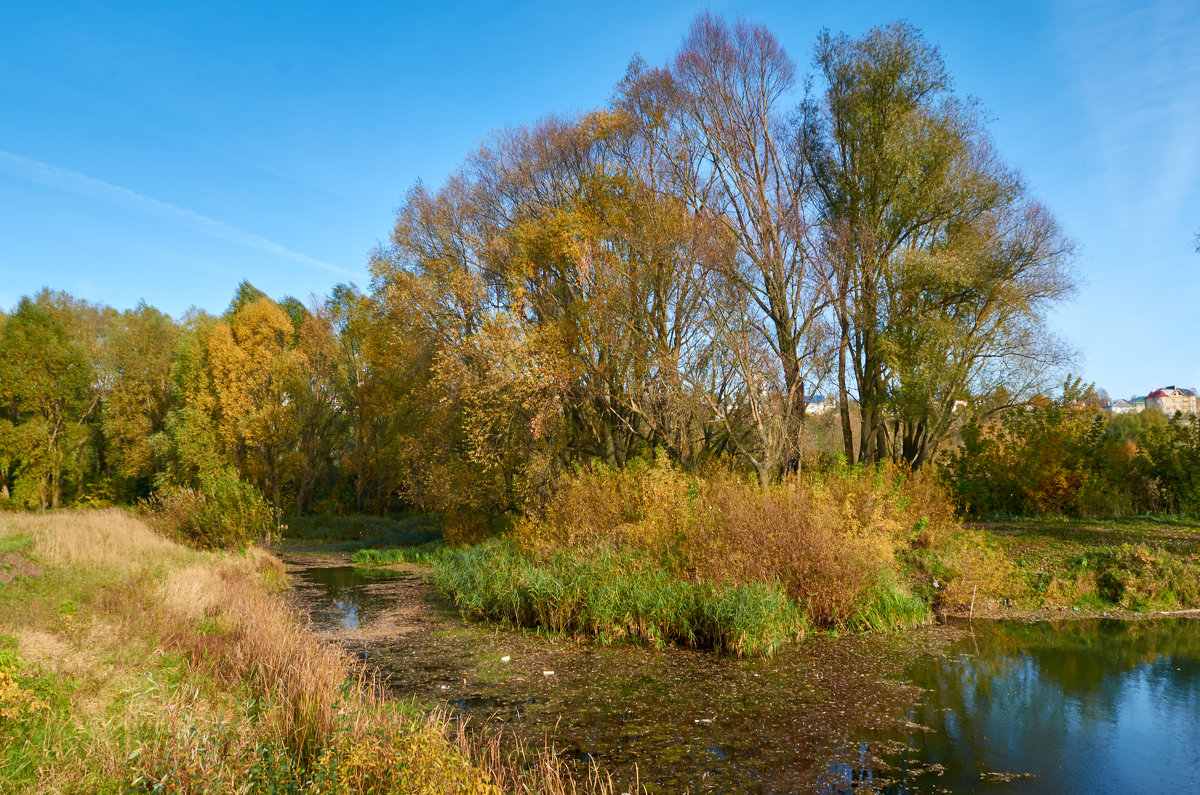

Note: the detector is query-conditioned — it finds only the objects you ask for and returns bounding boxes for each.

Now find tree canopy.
[0,15,1086,522]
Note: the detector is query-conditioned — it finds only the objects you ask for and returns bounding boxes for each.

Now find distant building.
[1145,386,1199,415]
[1106,399,1141,414]
[806,394,836,415]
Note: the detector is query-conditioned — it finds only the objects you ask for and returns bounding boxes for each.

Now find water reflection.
[836,619,1200,793]
[295,565,404,631]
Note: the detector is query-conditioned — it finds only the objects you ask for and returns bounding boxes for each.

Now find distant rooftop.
[1147,386,1197,399]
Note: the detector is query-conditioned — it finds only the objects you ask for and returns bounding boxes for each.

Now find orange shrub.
[517,459,962,626]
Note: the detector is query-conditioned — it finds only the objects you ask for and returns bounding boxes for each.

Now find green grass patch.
[432,540,808,657]
[352,542,447,567]
[0,534,34,555]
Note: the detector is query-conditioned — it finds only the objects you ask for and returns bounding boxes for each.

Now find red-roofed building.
[1145,386,1199,416]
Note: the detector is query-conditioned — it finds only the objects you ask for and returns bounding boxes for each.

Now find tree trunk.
[838,324,855,462]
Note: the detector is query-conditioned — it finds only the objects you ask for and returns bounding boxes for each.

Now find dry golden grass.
[0,508,622,794]
[1,507,186,570]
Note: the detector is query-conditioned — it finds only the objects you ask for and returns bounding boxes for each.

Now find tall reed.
[434,541,807,657]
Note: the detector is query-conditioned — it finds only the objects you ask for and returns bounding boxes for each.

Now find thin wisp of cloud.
[0,149,358,277]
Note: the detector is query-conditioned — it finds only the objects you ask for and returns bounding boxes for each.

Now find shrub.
[516,459,960,628]
[150,471,277,550]
[516,452,692,556]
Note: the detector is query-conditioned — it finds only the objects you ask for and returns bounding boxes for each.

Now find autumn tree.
[945,378,1103,515]
[372,111,734,522]
[153,311,227,490]
[326,284,412,513]
[101,303,180,498]
[620,14,829,481]
[801,22,1075,466]
[206,294,305,511]
[372,175,549,527]
[0,295,100,507]
[287,301,346,514]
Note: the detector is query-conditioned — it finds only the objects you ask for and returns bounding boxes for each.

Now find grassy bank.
[979,516,1200,613]
[0,509,616,794]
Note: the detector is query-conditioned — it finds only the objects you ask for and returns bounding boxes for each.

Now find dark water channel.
[289,564,1200,793]
[294,564,405,630]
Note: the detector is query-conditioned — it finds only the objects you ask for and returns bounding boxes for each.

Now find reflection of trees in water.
[977,619,1200,703]
[850,619,1200,793]
[300,567,405,630]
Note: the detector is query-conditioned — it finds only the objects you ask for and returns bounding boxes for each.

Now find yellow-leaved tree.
[207,295,306,511]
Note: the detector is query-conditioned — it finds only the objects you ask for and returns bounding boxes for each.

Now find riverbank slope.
[0,509,611,794]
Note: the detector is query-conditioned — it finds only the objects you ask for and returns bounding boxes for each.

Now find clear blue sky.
[2,0,1197,398]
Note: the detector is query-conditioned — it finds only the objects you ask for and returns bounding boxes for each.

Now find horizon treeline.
[1,16,1081,526]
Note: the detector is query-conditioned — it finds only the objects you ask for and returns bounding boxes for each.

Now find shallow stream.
[286,560,1200,793]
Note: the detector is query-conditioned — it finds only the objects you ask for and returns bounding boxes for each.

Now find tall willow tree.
[619,14,829,481]
[801,22,1075,465]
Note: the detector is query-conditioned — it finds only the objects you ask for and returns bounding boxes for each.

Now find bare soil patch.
[0,551,44,583]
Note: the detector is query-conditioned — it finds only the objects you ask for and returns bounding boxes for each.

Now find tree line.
[948,380,1200,516]
[1,16,1080,529]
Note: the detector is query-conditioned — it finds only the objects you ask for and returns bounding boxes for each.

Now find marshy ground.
[282,541,1200,793]
[281,547,965,792]
[4,510,1199,793]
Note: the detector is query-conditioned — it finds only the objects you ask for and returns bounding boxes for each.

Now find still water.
[840,619,1200,794]
[295,564,407,630]
[291,564,1200,793]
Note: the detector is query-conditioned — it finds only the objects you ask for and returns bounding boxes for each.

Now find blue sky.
[1,0,1197,398]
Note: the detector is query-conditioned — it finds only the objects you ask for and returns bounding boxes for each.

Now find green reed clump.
[432,540,807,657]
[850,581,931,631]
[352,543,446,567]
